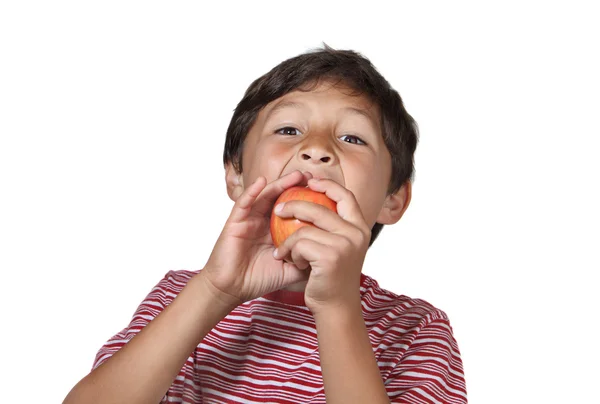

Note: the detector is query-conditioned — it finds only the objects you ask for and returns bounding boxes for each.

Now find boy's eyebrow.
[342,107,378,124]
[340,107,381,136]
[265,100,305,121]
[265,100,379,129]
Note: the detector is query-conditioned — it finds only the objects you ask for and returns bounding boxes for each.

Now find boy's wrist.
[311,299,363,326]
[192,270,241,314]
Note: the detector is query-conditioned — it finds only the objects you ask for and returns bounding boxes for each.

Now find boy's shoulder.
[161,269,199,285]
[360,273,450,325]
[146,269,200,305]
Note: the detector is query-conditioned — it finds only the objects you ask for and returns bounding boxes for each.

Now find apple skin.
[270,186,337,248]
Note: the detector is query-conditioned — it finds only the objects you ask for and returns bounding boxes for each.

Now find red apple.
[270,186,337,248]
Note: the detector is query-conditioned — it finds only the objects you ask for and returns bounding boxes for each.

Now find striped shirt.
[93,270,467,403]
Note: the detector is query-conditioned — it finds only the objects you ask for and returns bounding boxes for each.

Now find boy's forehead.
[261,81,380,122]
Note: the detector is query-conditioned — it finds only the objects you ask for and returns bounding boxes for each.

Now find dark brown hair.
[223,44,419,246]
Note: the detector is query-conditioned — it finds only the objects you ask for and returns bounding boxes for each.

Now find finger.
[253,170,312,216]
[283,238,331,269]
[270,257,310,285]
[227,176,267,223]
[274,200,348,234]
[290,245,310,270]
[228,171,310,223]
[306,178,370,232]
[281,261,311,284]
[274,225,334,263]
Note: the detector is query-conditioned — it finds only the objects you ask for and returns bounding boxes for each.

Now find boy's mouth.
[301,170,328,180]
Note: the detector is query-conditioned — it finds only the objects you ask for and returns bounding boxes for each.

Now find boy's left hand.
[272,177,371,316]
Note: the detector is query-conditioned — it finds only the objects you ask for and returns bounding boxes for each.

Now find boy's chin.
[282,280,308,292]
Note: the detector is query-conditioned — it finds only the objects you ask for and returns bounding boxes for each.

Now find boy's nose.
[297,139,337,165]
[301,151,332,163]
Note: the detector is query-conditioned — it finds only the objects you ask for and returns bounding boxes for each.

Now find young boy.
[64,46,467,404]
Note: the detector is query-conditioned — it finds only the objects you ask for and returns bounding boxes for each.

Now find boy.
[64,45,467,403]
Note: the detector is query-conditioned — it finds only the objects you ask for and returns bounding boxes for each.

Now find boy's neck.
[281,281,308,293]
[262,281,307,306]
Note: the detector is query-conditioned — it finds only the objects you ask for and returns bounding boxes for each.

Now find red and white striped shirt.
[93,270,467,403]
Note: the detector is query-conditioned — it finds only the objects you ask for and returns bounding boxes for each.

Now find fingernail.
[273,248,278,258]
[275,202,285,213]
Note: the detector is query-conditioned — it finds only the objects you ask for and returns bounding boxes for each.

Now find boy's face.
[226,80,410,230]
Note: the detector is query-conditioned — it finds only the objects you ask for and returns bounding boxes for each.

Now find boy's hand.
[272,178,371,316]
[201,170,313,308]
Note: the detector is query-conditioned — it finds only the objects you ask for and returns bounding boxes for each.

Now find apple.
[270,186,337,248]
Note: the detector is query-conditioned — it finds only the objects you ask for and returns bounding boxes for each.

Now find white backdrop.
[1,1,598,403]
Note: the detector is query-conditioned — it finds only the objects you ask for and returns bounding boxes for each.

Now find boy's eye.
[276,127,302,136]
[275,127,366,146]
[340,134,367,145]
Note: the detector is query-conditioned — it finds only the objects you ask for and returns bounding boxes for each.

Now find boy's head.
[223,45,418,246]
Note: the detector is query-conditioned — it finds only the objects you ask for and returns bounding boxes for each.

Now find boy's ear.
[376,181,412,225]
[225,162,245,202]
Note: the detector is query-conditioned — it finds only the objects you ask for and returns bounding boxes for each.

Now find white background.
[1,1,598,403]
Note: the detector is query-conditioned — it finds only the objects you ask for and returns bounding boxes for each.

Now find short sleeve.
[91,270,192,371]
[385,317,468,403]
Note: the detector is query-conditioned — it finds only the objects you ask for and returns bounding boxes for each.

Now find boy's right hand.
[200,170,312,309]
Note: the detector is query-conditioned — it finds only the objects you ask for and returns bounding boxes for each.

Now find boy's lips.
[279,170,337,184]
[300,170,329,180]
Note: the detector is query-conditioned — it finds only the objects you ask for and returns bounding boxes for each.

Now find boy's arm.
[272,178,392,402]
[63,272,235,404]
[315,307,468,404]
[64,172,313,404]
[314,304,391,404]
